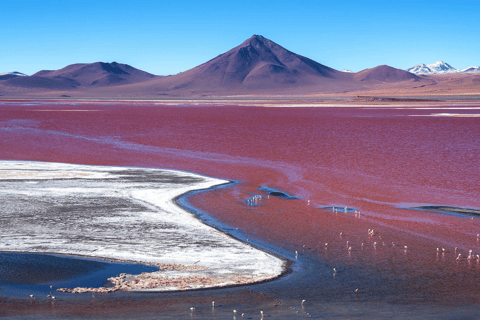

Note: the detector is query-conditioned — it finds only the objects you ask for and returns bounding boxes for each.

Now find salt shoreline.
[0,161,287,294]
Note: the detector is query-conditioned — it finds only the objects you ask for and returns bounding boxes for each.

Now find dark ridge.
[411,206,480,217]
[258,186,298,199]
[318,206,359,213]
[353,96,440,102]
[100,62,129,75]
[0,74,20,81]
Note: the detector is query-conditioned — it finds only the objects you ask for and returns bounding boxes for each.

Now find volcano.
[126,35,364,95]
[182,34,346,88]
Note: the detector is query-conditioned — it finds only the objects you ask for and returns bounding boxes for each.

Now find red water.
[1,100,480,317]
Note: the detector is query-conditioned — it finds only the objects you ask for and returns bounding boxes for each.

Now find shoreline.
[175,183,293,276]
[0,248,289,294]
[1,96,480,107]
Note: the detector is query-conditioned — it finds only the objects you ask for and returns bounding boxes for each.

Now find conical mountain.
[134,35,356,95]
[197,34,344,86]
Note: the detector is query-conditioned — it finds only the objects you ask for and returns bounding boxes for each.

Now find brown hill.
[2,75,79,89]
[0,62,156,91]
[354,65,421,82]
[32,62,156,87]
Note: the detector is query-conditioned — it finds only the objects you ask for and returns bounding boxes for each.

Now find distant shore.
[1,96,480,109]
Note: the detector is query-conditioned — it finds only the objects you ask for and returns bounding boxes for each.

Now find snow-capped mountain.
[407,61,457,75]
[407,64,432,74]
[407,62,480,75]
[341,69,353,73]
[461,66,480,73]
[427,61,457,73]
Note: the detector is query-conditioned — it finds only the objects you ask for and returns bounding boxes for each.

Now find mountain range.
[407,61,480,75]
[1,35,478,98]
[0,62,156,89]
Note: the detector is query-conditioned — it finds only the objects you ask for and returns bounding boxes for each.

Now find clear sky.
[2,0,479,75]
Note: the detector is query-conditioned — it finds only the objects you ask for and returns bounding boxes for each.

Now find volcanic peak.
[239,34,276,50]
[219,34,342,82]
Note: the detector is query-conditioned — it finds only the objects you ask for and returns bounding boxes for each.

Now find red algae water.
[1,100,480,319]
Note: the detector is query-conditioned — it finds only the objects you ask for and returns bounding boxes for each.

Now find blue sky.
[1,0,479,75]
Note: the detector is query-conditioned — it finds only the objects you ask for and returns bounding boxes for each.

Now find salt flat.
[0,161,285,292]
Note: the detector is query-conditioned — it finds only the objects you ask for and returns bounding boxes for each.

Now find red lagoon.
[1,100,480,317]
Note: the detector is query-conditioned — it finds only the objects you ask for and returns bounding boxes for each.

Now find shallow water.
[0,100,479,318]
[0,252,158,298]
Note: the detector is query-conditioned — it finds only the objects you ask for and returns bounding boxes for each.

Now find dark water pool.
[0,252,158,299]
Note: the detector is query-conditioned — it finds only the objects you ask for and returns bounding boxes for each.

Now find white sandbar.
[0,161,285,291]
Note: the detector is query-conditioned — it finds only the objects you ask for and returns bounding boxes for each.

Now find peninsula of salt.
[0,161,285,293]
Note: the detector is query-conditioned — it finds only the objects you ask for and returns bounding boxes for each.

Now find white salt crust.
[0,161,285,291]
